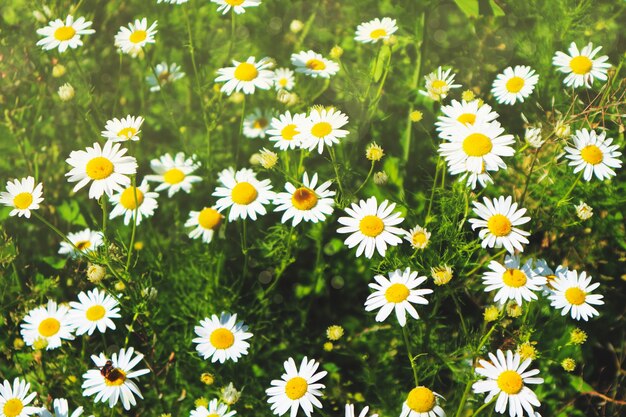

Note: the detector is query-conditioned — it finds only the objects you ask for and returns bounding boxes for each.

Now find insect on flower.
[100,360,125,384]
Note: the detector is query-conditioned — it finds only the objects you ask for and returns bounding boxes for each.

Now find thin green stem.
[100,196,108,237]
[402,325,419,386]
[472,398,496,417]
[557,171,583,207]
[425,157,441,222]
[328,147,345,198]
[519,148,541,206]
[353,161,375,195]
[33,212,86,257]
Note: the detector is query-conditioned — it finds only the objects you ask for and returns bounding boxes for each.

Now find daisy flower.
[564,129,622,181]
[266,111,307,150]
[0,378,39,417]
[364,268,432,327]
[266,357,327,417]
[39,398,84,417]
[273,172,335,226]
[243,108,273,139]
[147,62,185,92]
[193,312,253,363]
[190,399,236,417]
[552,42,611,88]
[337,196,405,259]
[468,196,531,254]
[101,115,144,142]
[0,176,43,218]
[472,349,543,417]
[82,347,150,410]
[482,255,547,306]
[212,168,274,221]
[296,108,349,154]
[109,181,159,226]
[145,152,202,197]
[491,66,539,105]
[405,225,431,250]
[65,141,137,200]
[419,67,461,101]
[437,121,515,175]
[548,269,604,321]
[20,300,74,350]
[345,403,378,417]
[291,51,339,79]
[400,386,446,417]
[114,18,158,58]
[58,228,104,258]
[274,68,295,91]
[67,288,121,336]
[215,57,273,95]
[185,207,224,243]
[435,100,499,140]
[211,0,261,15]
[354,17,398,44]
[36,15,95,53]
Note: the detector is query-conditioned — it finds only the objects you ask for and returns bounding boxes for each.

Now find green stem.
[519,148,541,206]
[557,171,583,206]
[228,12,236,60]
[472,397,496,417]
[425,157,441,222]
[402,325,419,386]
[353,161,375,195]
[100,196,108,237]
[402,10,427,163]
[32,212,87,258]
[328,147,345,198]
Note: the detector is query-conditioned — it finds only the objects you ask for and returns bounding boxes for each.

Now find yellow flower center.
[119,187,145,210]
[502,269,527,288]
[226,0,245,5]
[13,192,33,209]
[104,369,127,386]
[305,59,326,71]
[487,214,512,237]
[129,30,147,44]
[75,240,91,250]
[505,76,525,93]
[86,157,114,180]
[207,414,219,417]
[545,274,556,290]
[253,118,268,129]
[462,133,493,157]
[281,124,298,140]
[3,398,24,417]
[291,187,318,210]
[431,80,446,90]
[163,168,185,185]
[231,182,258,205]
[279,78,288,86]
[565,287,586,305]
[580,145,603,165]
[406,387,436,413]
[117,127,137,139]
[370,28,387,39]
[385,283,410,303]
[86,305,106,321]
[570,55,593,75]
[54,26,76,41]
[38,317,61,337]
[310,122,333,138]
[412,231,428,247]
[497,370,523,394]
[198,207,222,230]
[234,62,258,81]
[457,113,476,125]
[158,71,170,82]
[285,376,308,400]
[210,328,235,349]
[359,215,384,237]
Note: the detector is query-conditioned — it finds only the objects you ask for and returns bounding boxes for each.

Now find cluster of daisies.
[2,3,617,417]
[11,289,152,412]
